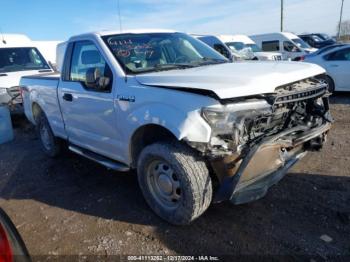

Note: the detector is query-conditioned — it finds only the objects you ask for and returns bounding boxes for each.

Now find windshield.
[316,44,345,55]
[103,32,228,74]
[317,33,331,40]
[246,43,261,52]
[311,35,323,42]
[0,47,50,73]
[225,42,245,51]
[292,38,311,49]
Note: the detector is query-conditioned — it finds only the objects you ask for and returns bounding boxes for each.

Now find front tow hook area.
[212,123,331,204]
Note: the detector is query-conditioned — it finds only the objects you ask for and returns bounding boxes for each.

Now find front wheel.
[137,142,212,225]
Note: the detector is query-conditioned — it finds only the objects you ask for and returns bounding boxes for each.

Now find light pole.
[280,0,284,32]
[338,0,345,39]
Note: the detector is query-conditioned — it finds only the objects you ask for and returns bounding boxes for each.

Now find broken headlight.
[202,100,272,136]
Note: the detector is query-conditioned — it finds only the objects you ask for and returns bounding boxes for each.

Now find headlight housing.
[202,100,272,135]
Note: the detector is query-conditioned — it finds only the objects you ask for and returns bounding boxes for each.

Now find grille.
[274,79,327,106]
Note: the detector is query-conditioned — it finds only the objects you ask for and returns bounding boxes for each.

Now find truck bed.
[21,72,67,139]
[21,72,60,80]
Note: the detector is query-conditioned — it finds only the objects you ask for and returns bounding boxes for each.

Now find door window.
[326,48,350,61]
[261,41,279,51]
[283,41,300,52]
[213,44,230,59]
[70,41,113,92]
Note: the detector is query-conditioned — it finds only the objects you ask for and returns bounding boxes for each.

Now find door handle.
[63,93,73,102]
[330,64,339,67]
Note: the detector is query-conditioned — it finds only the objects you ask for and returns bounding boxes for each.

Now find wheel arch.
[130,124,179,168]
[32,102,43,124]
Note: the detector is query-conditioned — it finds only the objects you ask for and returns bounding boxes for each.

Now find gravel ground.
[0,94,349,261]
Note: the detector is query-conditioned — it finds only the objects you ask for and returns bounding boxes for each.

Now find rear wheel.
[137,142,212,225]
[36,112,62,157]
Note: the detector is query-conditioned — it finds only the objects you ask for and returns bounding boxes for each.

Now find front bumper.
[212,122,332,204]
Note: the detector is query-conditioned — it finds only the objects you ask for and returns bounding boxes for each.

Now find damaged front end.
[192,77,332,204]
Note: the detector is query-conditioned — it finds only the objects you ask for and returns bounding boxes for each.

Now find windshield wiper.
[193,57,228,66]
[153,63,196,71]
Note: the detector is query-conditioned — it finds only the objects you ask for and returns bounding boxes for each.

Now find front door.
[58,40,121,160]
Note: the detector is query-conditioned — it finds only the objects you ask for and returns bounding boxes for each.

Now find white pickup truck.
[21,30,332,225]
[0,34,53,111]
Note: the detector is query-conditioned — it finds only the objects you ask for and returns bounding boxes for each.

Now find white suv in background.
[0,34,53,111]
[218,34,283,61]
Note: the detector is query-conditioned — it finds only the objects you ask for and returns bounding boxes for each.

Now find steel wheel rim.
[146,159,182,210]
[40,124,52,151]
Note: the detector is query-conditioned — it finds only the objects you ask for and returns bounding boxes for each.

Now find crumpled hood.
[135,61,325,99]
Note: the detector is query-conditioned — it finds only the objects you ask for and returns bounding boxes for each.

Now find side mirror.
[85,68,110,90]
[85,67,100,88]
[0,208,30,261]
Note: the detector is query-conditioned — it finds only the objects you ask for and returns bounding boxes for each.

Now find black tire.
[318,75,335,93]
[36,112,61,157]
[137,142,212,225]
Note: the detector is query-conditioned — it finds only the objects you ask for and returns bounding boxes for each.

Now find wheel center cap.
[158,174,173,194]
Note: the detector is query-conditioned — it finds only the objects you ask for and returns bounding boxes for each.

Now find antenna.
[0,27,6,44]
[117,0,123,32]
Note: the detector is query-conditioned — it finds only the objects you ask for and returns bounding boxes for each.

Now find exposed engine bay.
[201,77,332,157]
[191,76,332,203]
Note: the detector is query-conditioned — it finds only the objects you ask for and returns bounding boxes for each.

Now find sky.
[0,0,349,41]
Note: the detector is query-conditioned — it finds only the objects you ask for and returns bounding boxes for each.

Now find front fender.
[125,102,212,143]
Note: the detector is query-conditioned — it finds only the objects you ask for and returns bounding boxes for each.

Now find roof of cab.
[0,34,33,48]
[68,29,177,41]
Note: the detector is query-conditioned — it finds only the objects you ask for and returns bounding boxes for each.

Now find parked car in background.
[303,44,350,92]
[314,33,334,41]
[0,34,53,111]
[298,34,336,49]
[303,43,346,58]
[219,34,283,61]
[21,30,332,225]
[192,34,236,61]
[250,32,317,60]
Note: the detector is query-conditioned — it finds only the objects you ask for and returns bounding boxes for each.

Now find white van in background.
[33,40,62,68]
[219,34,283,61]
[250,32,318,61]
[0,34,53,111]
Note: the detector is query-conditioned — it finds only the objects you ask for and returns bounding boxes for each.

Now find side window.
[283,41,300,52]
[213,44,230,59]
[70,41,113,92]
[262,41,279,51]
[326,48,350,61]
[303,37,312,46]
